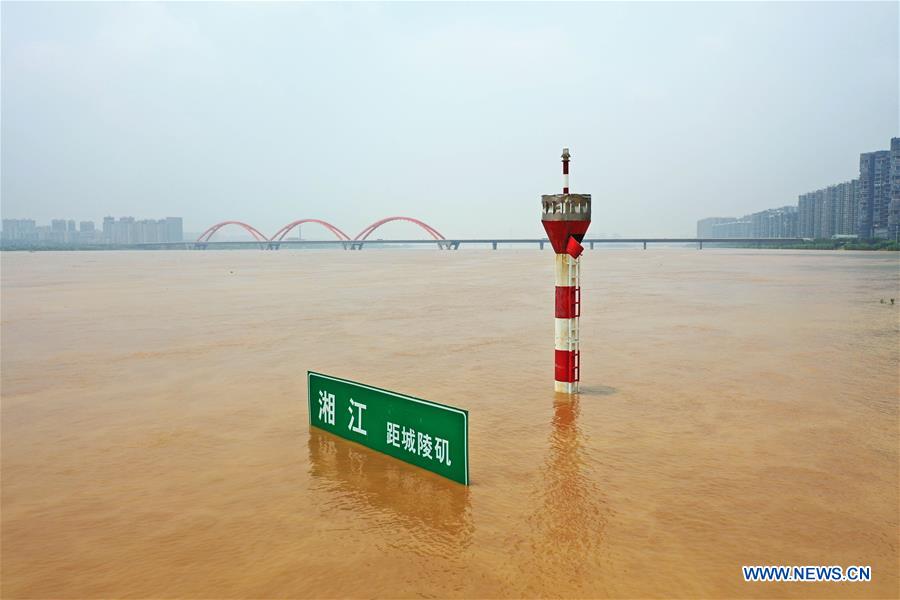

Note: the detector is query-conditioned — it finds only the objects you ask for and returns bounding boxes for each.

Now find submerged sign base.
[307,371,469,485]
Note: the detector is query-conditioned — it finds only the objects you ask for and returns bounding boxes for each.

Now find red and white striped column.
[555,149,580,394]
[554,249,581,393]
[541,147,591,394]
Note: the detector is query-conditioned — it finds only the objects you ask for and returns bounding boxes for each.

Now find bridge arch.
[196,221,269,244]
[353,216,446,242]
[270,219,351,242]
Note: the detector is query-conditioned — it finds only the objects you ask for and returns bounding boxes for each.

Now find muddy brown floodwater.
[1,249,898,599]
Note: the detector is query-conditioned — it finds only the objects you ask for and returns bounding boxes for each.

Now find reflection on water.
[307,429,473,559]
[520,396,610,596]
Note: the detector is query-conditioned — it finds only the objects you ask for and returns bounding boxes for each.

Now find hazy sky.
[2,1,897,238]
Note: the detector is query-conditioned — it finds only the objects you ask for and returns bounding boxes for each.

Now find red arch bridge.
[194,217,451,250]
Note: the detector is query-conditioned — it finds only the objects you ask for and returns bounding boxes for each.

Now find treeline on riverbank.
[731,239,899,251]
[0,243,189,251]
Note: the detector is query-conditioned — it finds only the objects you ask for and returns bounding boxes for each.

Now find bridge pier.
[643,241,646,250]
[539,241,544,250]
[492,241,498,250]
[590,241,594,250]
[698,240,703,250]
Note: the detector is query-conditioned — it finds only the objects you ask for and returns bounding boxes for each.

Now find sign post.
[307,371,469,485]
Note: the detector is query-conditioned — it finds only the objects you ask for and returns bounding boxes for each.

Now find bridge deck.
[132,238,810,250]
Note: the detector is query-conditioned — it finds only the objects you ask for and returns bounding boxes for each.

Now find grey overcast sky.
[2,1,897,238]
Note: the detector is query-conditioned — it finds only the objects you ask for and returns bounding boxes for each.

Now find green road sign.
[307,371,469,485]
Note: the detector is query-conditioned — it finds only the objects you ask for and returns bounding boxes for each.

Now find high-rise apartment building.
[710,219,752,238]
[859,149,891,239]
[50,219,67,243]
[798,192,816,238]
[836,179,859,236]
[114,217,135,243]
[796,180,859,238]
[99,216,184,244]
[79,221,97,243]
[1,219,37,241]
[889,137,900,241]
[103,216,115,240]
[751,207,798,238]
[164,217,183,242]
[697,217,734,238]
[814,189,832,239]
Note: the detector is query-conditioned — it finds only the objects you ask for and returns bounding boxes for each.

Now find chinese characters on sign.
[385,422,451,466]
[348,399,367,435]
[307,371,469,485]
[318,390,335,425]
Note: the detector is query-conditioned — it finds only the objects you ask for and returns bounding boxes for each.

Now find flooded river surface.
[1,249,898,598]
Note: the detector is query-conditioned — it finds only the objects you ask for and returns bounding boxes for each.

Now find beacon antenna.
[540,148,592,394]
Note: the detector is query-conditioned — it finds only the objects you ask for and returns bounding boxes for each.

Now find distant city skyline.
[2,2,897,237]
[2,216,183,245]
[698,136,900,241]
